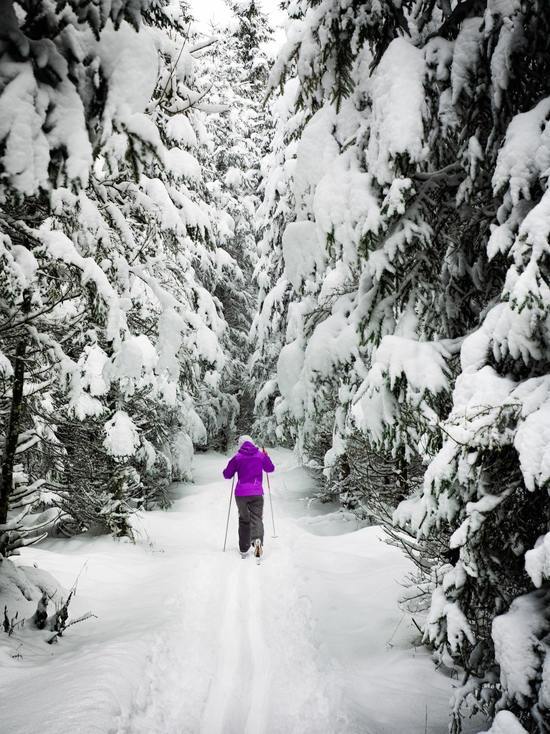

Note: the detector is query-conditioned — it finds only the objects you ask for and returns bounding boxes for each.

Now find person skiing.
[223,436,275,560]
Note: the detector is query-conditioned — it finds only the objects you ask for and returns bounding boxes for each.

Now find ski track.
[201,546,275,734]
[199,562,243,734]
[244,562,270,734]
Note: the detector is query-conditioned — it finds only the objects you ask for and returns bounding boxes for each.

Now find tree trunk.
[0,338,26,525]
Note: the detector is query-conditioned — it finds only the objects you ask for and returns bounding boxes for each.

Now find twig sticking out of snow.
[46,611,97,645]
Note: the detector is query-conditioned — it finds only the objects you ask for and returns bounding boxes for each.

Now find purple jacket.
[223,442,275,496]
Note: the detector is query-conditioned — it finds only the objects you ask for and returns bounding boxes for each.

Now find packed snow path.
[0,450,477,734]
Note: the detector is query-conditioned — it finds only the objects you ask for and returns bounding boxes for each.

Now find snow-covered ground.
[1,450,482,733]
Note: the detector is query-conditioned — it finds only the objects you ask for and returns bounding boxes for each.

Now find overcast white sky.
[190,0,286,49]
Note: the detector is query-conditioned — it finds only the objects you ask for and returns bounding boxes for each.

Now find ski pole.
[266,472,277,538]
[223,476,235,552]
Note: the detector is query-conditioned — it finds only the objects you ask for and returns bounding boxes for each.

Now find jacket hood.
[238,441,258,456]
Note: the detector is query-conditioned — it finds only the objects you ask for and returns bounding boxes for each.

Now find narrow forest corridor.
[2,1,550,732]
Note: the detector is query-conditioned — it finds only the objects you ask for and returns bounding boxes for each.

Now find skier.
[223,436,275,560]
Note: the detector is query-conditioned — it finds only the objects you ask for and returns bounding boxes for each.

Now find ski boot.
[253,538,263,565]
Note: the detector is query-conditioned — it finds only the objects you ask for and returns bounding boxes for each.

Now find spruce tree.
[200,0,274,447]
[394,3,550,731]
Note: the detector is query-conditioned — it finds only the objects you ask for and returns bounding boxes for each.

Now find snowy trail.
[244,568,270,734]
[111,450,344,734]
[0,449,481,734]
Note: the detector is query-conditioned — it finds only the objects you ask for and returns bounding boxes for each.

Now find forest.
[1,1,549,733]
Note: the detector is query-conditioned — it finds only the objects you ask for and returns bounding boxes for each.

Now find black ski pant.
[235,495,264,552]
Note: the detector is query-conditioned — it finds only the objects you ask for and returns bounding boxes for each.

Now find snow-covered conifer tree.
[200,0,274,447]
[392,3,550,731]
[252,1,437,481]
[0,0,156,548]
[254,1,550,730]
[0,0,236,545]
[250,59,306,446]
